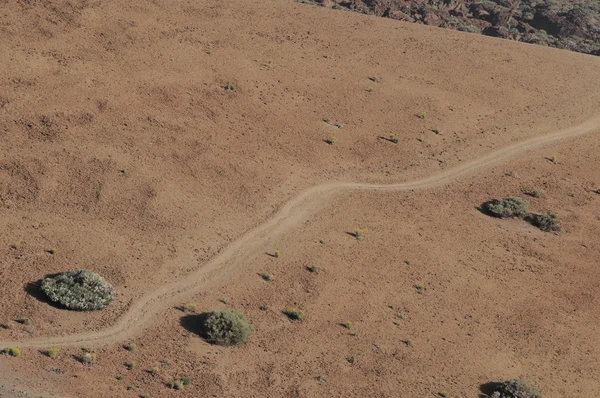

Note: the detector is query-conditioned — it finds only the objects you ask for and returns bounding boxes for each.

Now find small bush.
[283,308,304,321]
[2,347,21,357]
[325,137,338,145]
[45,347,60,359]
[124,343,136,352]
[178,303,197,313]
[260,272,274,282]
[307,265,320,273]
[41,269,115,311]
[389,133,399,143]
[491,379,542,398]
[181,377,192,386]
[168,380,184,390]
[200,309,253,346]
[80,352,97,365]
[125,360,136,370]
[526,211,560,232]
[224,82,236,91]
[482,197,529,218]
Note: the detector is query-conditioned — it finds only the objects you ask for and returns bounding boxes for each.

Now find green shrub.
[526,211,560,232]
[41,269,115,311]
[491,379,542,398]
[200,309,253,346]
[483,197,529,218]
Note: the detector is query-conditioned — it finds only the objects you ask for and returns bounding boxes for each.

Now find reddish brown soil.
[1,0,599,397]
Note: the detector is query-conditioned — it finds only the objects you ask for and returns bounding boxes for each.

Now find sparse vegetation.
[116,375,124,381]
[482,197,529,218]
[200,309,253,346]
[347,355,357,364]
[48,248,57,254]
[526,211,560,232]
[415,284,425,294]
[181,377,192,386]
[273,249,281,258]
[45,347,60,359]
[341,321,352,329]
[148,367,159,376]
[403,339,413,346]
[366,87,374,92]
[224,82,236,91]
[125,360,136,370]
[10,242,20,249]
[417,111,427,120]
[531,190,542,198]
[388,133,399,143]
[325,137,339,145]
[283,307,304,321]
[178,303,197,313]
[490,379,542,398]
[41,269,115,311]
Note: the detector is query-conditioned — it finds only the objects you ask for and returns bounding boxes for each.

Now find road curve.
[1,115,599,350]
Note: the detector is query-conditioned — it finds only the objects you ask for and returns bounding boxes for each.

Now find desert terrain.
[0,0,599,397]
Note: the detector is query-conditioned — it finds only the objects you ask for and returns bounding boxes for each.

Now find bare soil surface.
[1,0,600,396]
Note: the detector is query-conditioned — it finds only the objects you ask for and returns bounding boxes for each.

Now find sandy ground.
[1,0,600,396]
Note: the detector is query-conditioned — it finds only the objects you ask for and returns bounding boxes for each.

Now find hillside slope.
[1,0,599,396]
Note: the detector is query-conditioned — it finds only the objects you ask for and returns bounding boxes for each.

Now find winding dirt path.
[1,116,599,350]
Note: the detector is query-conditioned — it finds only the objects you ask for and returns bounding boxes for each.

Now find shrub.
[125,360,136,370]
[178,303,197,313]
[260,272,274,281]
[80,352,97,365]
[491,379,542,398]
[124,343,136,352]
[181,377,192,386]
[307,265,320,273]
[41,269,115,311]
[45,347,60,359]
[389,133,399,143]
[1,347,21,357]
[200,309,253,346]
[283,308,304,321]
[526,211,560,232]
[482,197,529,218]
[168,380,184,390]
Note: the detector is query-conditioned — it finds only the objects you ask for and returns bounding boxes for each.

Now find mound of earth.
[306,0,600,56]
